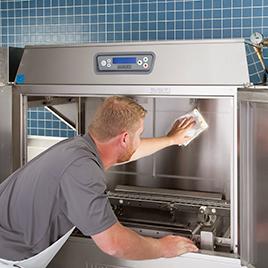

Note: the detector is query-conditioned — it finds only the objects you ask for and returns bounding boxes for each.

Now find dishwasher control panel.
[96,53,154,73]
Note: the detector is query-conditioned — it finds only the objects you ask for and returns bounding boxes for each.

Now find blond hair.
[89,96,147,141]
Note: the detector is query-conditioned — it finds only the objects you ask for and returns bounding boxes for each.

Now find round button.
[107,58,111,63]
[143,63,149,69]
[101,60,107,67]
[143,57,148,62]
[107,63,111,68]
[137,59,143,65]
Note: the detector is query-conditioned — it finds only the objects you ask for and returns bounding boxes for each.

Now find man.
[0,96,198,263]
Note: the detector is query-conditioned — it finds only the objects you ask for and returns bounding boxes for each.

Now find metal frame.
[239,100,254,266]
[0,86,13,182]
[232,92,239,254]
[16,84,238,97]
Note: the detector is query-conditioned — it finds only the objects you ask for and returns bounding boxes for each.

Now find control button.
[107,63,111,68]
[143,56,148,62]
[107,58,111,63]
[143,63,149,69]
[101,60,107,67]
[137,59,143,65]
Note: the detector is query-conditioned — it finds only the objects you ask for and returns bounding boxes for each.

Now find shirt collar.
[82,133,104,169]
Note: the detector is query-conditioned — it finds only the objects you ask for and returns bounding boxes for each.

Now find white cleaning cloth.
[178,108,208,146]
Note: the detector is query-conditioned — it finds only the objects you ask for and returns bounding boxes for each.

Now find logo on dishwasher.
[89,264,127,268]
[150,87,171,94]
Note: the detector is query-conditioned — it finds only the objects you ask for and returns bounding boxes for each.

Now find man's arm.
[92,222,198,260]
[129,117,195,162]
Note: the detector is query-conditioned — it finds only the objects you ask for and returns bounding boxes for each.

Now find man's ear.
[120,131,129,148]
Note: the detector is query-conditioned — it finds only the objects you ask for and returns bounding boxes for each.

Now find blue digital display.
[113,57,136,64]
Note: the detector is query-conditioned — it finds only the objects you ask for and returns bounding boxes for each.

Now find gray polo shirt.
[0,134,117,261]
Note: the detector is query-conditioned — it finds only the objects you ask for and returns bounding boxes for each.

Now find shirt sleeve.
[60,157,118,236]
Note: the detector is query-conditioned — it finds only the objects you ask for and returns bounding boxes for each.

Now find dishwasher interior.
[25,94,234,254]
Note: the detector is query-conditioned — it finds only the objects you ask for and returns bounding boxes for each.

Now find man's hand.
[167,117,196,146]
[159,235,198,258]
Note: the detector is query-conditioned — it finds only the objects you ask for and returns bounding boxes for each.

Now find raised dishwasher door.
[239,89,268,268]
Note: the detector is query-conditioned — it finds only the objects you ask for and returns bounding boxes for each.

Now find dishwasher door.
[239,88,268,268]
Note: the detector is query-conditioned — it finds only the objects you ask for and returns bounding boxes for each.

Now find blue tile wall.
[1,0,268,137]
[1,1,268,46]
[27,107,77,138]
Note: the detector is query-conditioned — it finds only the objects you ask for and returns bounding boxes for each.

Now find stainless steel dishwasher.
[14,39,267,268]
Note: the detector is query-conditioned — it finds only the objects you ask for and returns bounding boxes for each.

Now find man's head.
[89,96,147,163]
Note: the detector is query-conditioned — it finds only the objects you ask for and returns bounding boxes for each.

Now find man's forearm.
[108,225,164,260]
[129,137,174,162]
[92,222,198,260]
